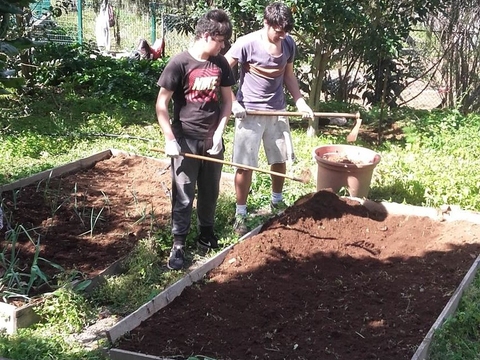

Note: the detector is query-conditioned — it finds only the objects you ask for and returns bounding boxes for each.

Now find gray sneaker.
[233,214,248,237]
[270,200,288,214]
[167,245,185,270]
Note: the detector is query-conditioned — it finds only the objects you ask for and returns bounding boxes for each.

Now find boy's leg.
[263,115,291,210]
[232,115,265,208]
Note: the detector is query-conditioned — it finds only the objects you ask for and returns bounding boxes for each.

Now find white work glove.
[232,101,246,119]
[207,130,223,155]
[295,98,314,119]
[165,139,181,158]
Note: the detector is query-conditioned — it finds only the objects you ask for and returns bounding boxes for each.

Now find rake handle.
[151,148,307,183]
[246,110,360,119]
[246,110,362,142]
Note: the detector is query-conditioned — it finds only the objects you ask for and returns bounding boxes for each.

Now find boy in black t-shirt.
[156,9,235,270]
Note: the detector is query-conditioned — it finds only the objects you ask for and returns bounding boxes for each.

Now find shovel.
[151,148,311,184]
[246,110,362,142]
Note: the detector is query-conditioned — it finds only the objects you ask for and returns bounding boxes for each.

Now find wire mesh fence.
[28,1,447,111]
[29,0,192,56]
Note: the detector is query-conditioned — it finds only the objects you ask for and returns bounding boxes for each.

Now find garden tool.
[150,148,311,183]
[246,110,362,142]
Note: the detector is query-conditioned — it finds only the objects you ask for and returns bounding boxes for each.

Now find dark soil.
[0,155,173,284]
[114,191,480,360]
[0,154,234,298]
[2,153,480,359]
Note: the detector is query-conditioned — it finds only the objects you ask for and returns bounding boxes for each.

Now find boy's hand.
[207,130,223,155]
[232,101,246,119]
[165,139,181,158]
[295,98,314,119]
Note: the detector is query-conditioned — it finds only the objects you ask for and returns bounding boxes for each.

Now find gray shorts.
[232,113,294,167]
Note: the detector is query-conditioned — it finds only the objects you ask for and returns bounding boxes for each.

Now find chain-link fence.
[29,0,191,56]
[27,1,451,111]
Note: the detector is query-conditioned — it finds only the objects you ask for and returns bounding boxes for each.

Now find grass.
[429,268,480,359]
[1,55,480,358]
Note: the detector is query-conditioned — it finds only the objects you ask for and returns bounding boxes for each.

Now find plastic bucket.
[312,144,381,198]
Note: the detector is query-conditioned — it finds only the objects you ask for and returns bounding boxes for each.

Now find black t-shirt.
[157,51,235,139]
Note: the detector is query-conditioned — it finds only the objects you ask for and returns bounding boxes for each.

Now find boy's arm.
[224,54,246,118]
[155,87,180,157]
[219,85,233,130]
[207,85,233,155]
[284,62,313,118]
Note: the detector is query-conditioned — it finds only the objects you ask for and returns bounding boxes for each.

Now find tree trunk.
[307,40,331,137]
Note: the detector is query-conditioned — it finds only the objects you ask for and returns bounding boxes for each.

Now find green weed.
[90,237,179,315]
[429,271,480,359]
[1,43,480,360]
[34,287,96,334]
[0,327,106,360]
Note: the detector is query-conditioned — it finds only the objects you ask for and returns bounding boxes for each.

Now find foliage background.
[1,0,480,359]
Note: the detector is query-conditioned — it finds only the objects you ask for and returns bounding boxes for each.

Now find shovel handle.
[150,148,308,183]
[246,110,360,119]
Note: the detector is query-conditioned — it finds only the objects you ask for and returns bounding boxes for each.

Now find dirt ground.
[114,192,480,360]
[2,153,480,359]
[0,154,234,289]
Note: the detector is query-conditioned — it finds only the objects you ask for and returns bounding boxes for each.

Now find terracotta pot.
[312,144,381,198]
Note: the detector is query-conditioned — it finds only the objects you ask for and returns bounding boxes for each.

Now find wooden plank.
[107,275,189,344]
[360,198,480,224]
[0,149,113,193]
[0,303,17,335]
[107,221,265,344]
[16,303,41,329]
[108,348,173,360]
[106,224,264,344]
[82,256,127,294]
[411,255,480,360]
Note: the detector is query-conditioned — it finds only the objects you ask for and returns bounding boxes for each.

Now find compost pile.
[116,190,480,360]
[322,153,362,165]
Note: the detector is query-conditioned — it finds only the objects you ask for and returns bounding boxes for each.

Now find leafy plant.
[0,224,63,300]
[0,0,37,95]
[34,287,96,333]
[30,42,168,103]
[429,270,480,359]
[0,327,107,359]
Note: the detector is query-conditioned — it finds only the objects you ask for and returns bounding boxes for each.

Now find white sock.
[271,192,283,204]
[236,204,247,216]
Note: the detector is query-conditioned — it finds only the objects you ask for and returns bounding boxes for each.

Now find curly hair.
[195,9,232,40]
[264,2,294,33]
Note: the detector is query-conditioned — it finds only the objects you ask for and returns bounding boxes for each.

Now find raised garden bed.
[0,149,178,333]
[107,191,480,360]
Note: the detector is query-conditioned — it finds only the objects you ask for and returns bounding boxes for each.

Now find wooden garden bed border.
[3,150,480,358]
[0,149,170,334]
[106,196,480,360]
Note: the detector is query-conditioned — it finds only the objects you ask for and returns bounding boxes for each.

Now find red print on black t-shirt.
[187,67,220,103]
